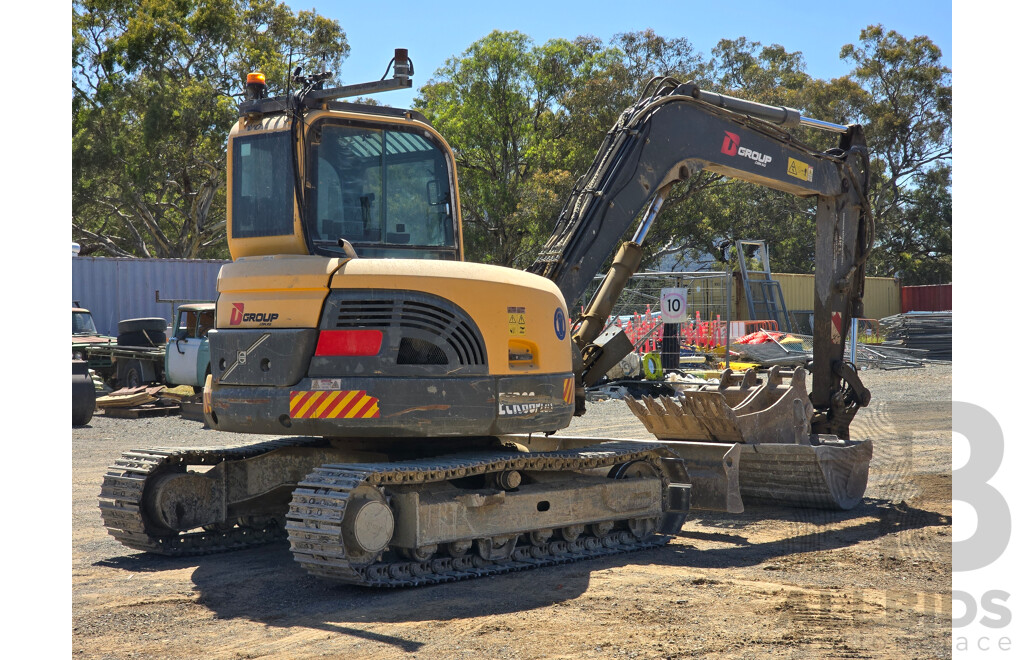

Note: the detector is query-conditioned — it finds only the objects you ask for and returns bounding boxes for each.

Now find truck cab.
[72,306,114,372]
[165,303,215,388]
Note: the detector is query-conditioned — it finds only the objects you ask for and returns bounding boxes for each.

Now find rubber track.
[99,437,326,556]
[287,442,672,587]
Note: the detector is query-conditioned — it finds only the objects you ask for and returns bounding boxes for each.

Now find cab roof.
[178,303,215,312]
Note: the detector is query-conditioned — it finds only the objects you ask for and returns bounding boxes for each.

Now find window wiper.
[312,238,359,258]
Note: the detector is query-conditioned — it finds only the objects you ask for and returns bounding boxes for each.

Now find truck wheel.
[72,360,96,426]
[122,360,145,388]
[201,373,217,428]
[193,368,211,396]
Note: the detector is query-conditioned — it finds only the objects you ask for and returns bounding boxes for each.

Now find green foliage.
[416,29,708,267]
[72,0,348,258]
[874,164,952,284]
[840,25,952,280]
[415,31,603,266]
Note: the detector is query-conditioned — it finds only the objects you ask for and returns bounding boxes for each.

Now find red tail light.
[315,330,383,356]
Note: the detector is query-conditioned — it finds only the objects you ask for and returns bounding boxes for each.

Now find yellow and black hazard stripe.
[289,390,380,419]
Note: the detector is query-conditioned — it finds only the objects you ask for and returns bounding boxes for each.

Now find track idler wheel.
[341,486,394,566]
[609,459,665,538]
[628,517,658,540]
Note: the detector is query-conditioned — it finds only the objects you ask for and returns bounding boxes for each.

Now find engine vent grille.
[329,294,486,367]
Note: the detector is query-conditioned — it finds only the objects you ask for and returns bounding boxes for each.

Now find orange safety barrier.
[733,320,779,335]
[601,314,783,354]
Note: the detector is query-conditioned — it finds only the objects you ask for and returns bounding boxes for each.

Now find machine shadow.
[183,543,605,651]
[97,539,596,650]
[661,497,950,569]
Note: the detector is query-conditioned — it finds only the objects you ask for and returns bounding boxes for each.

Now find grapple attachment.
[625,366,872,512]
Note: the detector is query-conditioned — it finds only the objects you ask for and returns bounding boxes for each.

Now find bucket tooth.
[625,395,710,440]
[682,392,744,442]
[660,395,710,438]
[715,368,759,406]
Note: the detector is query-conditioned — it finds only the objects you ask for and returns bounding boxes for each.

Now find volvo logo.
[220,333,270,381]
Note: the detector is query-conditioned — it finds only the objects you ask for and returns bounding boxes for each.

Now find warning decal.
[507,306,527,336]
[831,312,842,344]
[289,390,380,419]
[562,377,574,405]
[787,157,814,182]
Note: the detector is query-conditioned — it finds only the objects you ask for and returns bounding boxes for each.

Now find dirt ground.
[71,365,951,659]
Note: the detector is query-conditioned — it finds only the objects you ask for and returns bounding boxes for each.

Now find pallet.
[178,401,207,423]
[102,404,181,419]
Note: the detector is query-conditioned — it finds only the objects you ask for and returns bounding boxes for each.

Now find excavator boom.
[529,80,872,438]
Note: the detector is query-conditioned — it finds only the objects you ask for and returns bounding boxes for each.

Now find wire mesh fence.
[576,271,731,323]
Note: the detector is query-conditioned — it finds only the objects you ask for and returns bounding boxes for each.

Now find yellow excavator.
[100,50,874,586]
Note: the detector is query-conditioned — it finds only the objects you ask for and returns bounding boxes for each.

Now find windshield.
[307,120,458,259]
[72,311,99,335]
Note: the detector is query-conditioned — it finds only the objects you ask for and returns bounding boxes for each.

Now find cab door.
[166,309,204,386]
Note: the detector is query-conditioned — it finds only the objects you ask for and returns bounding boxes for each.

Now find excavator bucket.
[736,439,872,510]
[626,366,872,512]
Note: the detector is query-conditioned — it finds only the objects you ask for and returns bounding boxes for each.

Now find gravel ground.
[71,363,951,659]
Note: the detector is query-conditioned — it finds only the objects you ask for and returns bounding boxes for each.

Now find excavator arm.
[528,80,873,438]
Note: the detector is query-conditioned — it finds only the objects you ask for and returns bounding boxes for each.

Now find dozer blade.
[653,441,743,513]
[626,366,871,511]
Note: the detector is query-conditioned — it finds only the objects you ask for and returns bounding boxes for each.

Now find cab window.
[307,120,457,259]
[232,131,295,238]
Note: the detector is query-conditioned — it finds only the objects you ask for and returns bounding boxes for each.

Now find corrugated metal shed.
[901,283,952,313]
[71,257,228,335]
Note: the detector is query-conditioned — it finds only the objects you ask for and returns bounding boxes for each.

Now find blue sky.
[284,0,952,108]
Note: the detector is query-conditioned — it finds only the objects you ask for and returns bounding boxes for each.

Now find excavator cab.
[228,111,461,261]
[227,106,462,262]
[305,121,457,256]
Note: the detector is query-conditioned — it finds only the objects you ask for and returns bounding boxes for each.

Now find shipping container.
[901,283,952,313]
[71,257,228,336]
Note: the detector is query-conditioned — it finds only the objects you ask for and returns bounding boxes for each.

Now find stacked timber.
[879,312,952,361]
[96,386,161,408]
[96,386,181,418]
